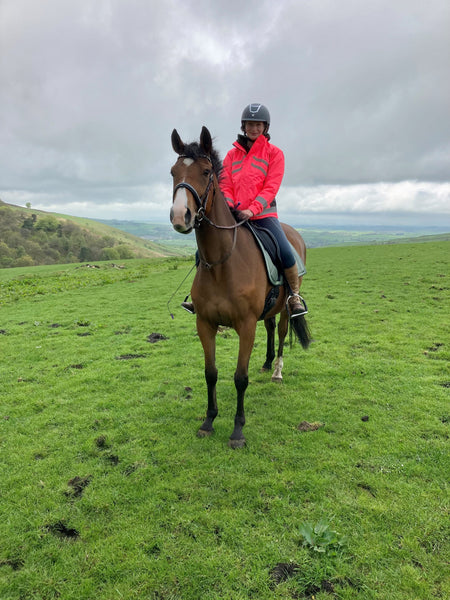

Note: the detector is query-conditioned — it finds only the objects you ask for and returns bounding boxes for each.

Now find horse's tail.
[290,315,312,350]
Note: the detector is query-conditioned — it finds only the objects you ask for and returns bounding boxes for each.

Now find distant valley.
[96,218,450,249]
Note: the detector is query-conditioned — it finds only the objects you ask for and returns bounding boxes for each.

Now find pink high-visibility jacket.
[220,134,284,220]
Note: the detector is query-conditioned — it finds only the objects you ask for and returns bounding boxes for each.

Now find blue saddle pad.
[246,221,306,286]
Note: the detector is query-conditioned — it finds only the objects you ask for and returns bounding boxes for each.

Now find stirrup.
[287,294,308,318]
[181,301,195,314]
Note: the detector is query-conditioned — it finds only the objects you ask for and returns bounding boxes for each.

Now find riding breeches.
[251,217,296,269]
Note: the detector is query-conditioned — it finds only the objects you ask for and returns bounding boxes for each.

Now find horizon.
[3,198,450,234]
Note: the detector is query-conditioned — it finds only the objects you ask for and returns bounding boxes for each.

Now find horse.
[170,126,311,448]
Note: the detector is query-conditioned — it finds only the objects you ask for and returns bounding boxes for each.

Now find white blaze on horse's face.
[170,158,198,234]
[171,186,190,233]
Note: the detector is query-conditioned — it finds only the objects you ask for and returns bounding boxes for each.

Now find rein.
[197,226,238,269]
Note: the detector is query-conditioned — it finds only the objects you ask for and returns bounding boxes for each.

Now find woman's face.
[244,121,265,141]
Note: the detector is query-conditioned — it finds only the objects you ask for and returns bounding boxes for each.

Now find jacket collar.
[233,133,268,154]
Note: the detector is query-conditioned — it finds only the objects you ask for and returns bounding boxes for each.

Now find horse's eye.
[203,169,211,177]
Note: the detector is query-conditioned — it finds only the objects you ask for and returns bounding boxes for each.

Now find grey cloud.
[0,0,449,225]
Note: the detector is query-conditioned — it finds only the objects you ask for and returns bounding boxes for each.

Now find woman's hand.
[232,208,254,222]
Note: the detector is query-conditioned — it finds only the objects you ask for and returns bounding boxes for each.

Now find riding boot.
[181,301,195,314]
[284,265,308,318]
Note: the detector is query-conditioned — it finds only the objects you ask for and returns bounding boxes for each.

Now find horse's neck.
[210,180,234,221]
[195,182,236,262]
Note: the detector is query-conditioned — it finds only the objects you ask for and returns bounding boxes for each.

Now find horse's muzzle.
[170,205,193,234]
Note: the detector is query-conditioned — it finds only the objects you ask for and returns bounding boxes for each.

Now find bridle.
[172,153,247,231]
[172,153,247,268]
[172,154,214,227]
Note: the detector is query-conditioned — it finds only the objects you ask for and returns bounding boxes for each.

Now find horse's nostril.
[185,208,192,226]
[170,207,174,223]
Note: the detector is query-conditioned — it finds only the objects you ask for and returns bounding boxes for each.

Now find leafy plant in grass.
[299,518,347,555]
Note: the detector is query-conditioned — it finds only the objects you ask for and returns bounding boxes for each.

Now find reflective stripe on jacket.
[219,134,284,220]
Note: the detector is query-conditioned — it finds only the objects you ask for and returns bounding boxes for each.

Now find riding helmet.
[241,103,270,125]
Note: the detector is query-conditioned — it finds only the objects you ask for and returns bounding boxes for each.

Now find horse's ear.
[171,129,185,155]
[200,126,212,156]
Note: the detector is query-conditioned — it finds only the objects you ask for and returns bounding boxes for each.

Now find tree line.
[0,203,138,268]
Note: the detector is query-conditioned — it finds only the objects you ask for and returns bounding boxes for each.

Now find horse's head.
[170,126,216,234]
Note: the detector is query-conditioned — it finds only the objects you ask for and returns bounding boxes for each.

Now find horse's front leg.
[196,318,218,437]
[261,316,276,372]
[272,310,289,382]
[229,320,257,449]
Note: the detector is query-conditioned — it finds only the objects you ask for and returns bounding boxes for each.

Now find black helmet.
[241,103,270,125]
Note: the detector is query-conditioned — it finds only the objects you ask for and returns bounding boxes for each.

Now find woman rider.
[182,103,307,318]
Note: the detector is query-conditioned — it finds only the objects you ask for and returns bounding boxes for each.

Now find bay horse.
[170,126,311,448]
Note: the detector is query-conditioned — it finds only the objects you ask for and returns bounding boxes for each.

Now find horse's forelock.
[181,141,223,177]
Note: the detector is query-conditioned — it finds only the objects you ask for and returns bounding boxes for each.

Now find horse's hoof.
[197,428,213,438]
[260,366,270,373]
[271,375,283,383]
[228,438,246,449]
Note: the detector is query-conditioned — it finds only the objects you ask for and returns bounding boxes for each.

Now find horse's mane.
[181,141,223,179]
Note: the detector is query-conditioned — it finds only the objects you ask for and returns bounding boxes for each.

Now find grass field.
[0,241,448,599]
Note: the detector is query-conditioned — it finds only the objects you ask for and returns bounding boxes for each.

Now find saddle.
[245,221,306,286]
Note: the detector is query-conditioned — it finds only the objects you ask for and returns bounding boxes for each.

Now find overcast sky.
[1,0,449,228]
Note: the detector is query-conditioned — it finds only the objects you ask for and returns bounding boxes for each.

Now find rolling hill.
[0,200,181,268]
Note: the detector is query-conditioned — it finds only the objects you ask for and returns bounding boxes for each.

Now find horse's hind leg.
[272,311,289,382]
[197,319,218,437]
[261,316,276,372]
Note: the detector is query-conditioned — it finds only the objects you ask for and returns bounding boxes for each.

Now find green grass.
[0,242,448,599]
